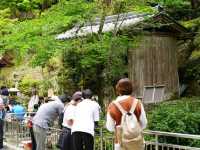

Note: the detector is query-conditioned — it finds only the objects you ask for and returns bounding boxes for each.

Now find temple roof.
[56,12,189,40]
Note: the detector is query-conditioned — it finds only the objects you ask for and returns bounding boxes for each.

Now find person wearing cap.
[72,89,100,150]
[58,91,82,150]
[32,93,70,150]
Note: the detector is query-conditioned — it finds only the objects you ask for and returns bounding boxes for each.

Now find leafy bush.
[61,33,135,97]
[155,0,190,8]
[18,77,41,95]
[148,97,200,146]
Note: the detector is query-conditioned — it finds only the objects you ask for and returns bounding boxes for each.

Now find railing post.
[100,128,103,150]
[155,134,158,150]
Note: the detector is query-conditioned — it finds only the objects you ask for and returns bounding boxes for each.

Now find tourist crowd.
[0,78,147,150]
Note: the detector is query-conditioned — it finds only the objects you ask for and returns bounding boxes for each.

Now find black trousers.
[30,127,36,150]
[72,131,94,150]
[0,119,4,149]
[61,128,71,150]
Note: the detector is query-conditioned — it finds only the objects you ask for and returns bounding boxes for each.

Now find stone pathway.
[4,142,23,150]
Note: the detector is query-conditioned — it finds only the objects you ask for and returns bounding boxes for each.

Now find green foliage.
[0,0,32,13]
[0,0,200,100]
[148,97,200,146]
[0,0,97,65]
[154,0,190,8]
[182,17,200,29]
[17,0,33,11]
[61,33,135,94]
[18,75,56,96]
[0,0,159,68]
[103,34,130,82]
[18,77,41,95]
[0,0,59,14]
[191,50,200,59]
[180,17,200,95]
[0,0,19,10]
[0,9,17,37]
[131,5,156,13]
[194,23,200,50]
[185,58,200,84]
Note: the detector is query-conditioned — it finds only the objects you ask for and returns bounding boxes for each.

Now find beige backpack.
[113,99,144,150]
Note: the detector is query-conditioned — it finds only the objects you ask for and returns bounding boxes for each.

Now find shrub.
[148,97,200,146]
[18,77,41,96]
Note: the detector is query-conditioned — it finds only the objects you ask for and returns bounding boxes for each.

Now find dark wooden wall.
[128,34,179,99]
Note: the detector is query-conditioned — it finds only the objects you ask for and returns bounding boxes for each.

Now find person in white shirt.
[72,89,100,150]
[28,89,39,112]
[106,78,147,150]
[92,95,101,113]
[59,91,82,150]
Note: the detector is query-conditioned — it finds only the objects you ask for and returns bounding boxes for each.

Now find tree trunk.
[95,65,104,107]
[98,8,106,34]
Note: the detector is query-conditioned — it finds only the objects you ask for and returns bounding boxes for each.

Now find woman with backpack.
[106,78,147,150]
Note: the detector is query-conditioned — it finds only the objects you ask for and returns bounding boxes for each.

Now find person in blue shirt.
[11,101,26,121]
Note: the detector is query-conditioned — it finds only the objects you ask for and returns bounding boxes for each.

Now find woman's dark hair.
[116,78,133,96]
[82,89,93,99]
[1,86,9,96]
[34,104,39,110]
[9,100,17,105]
[72,91,82,101]
[1,86,6,90]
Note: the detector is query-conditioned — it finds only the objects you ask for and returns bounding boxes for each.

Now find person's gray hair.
[59,94,71,103]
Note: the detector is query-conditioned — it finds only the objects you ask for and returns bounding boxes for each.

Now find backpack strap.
[113,98,139,115]
[113,101,127,115]
[129,98,138,113]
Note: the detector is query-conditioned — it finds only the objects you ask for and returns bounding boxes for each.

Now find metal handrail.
[145,141,200,150]
[4,119,200,150]
[144,130,200,140]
